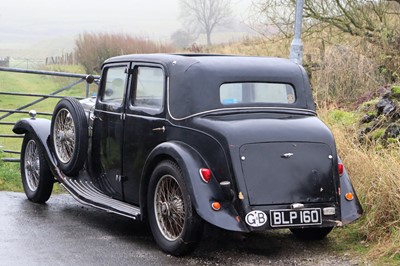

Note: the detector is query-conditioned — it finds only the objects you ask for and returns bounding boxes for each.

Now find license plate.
[270,208,322,227]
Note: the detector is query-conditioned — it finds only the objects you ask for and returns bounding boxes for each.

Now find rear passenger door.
[122,64,167,205]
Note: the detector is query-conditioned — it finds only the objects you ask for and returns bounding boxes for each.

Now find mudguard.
[13,118,57,168]
[141,141,249,232]
[339,158,363,225]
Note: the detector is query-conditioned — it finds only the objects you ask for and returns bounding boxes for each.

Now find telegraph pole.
[289,0,304,65]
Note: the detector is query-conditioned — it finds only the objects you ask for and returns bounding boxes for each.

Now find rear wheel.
[51,97,88,176]
[147,160,204,256]
[21,133,54,203]
[290,227,333,241]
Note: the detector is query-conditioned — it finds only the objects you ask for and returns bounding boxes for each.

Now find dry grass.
[320,107,400,259]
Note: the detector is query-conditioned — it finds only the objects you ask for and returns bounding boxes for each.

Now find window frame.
[98,64,130,108]
[128,64,166,116]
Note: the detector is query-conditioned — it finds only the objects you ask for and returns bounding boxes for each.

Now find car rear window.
[220,83,296,105]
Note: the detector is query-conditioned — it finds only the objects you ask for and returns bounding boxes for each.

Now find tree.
[180,0,232,46]
[251,0,400,80]
[252,0,400,42]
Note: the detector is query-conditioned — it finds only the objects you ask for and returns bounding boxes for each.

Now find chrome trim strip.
[94,109,121,116]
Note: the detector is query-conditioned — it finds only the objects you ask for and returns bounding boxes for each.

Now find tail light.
[338,163,344,177]
[199,168,212,183]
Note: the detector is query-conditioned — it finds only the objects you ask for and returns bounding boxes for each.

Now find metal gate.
[0,67,100,162]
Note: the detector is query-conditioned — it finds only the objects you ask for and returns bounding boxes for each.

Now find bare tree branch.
[251,0,400,42]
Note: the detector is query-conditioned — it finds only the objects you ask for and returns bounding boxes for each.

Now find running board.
[58,172,141,220]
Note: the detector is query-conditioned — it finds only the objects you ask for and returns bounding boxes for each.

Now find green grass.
[0,152,22,191]
[326,109,360,127]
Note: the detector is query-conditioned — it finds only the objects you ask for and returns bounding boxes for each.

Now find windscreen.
[220,83,295,105]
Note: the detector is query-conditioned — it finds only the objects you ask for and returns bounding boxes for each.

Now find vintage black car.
[13,54,363,256]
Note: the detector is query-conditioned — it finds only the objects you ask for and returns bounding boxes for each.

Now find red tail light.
[199,168,212,183]
[338,163,344,176]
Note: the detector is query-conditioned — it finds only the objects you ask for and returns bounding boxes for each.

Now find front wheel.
[21,133,54,203]
[290,227,333,241]
[147,160,204,256]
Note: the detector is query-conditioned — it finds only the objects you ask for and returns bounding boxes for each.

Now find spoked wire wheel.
[24,139,40,192]
[148,161,204,256]
[154,174,185,241]
[20,133,53,203]
[53,108,75,164]
[50,97,88,176]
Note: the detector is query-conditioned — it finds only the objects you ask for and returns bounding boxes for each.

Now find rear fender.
[339,158,363,225]
[140,141,249,232]
[13,118,57,168]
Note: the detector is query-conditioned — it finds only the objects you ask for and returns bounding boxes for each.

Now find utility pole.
[289,0,304,65]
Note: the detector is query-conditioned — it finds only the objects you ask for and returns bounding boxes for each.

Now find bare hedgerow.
[75,33,174,74]
[311,43,386,107]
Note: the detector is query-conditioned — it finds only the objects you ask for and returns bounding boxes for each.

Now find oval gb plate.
[245,210,268,227]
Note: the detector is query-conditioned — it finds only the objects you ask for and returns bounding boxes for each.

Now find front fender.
[339,158,363,225]
[13,118,57,167]
[141,141,249,232]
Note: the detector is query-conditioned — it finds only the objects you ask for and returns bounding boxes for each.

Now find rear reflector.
[211,202,221,211]
[345,192,354,201]
[338,163,344,176]
[199,168,212,183]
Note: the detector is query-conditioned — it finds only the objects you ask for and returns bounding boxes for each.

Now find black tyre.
[290,227,333,241]
[51,97,88,176]
[147,160,204,256]
[21,133,54,203]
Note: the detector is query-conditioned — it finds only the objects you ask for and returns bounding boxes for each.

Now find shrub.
[75,33,174,74]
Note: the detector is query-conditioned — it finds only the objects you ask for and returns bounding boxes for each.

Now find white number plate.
[270,208,322,227]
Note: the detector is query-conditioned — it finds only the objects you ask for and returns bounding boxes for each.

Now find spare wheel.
[51,97,88,176]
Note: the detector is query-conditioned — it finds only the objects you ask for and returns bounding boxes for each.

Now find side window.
[100,66,127,105]
[133,66,164,109]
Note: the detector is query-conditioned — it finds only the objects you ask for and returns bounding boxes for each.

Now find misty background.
[0,0,254,58]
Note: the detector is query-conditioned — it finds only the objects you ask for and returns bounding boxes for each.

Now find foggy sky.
[0,0,253,49]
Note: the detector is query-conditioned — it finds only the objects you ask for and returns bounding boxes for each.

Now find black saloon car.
[13,54,363,255]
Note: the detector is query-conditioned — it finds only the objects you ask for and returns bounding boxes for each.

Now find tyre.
[21,133,54,203]
[147,160,204,256]
[51,97,88,176]
[290,227,333,241]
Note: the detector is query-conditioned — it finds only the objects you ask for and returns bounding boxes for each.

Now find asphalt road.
[0,191,361,266]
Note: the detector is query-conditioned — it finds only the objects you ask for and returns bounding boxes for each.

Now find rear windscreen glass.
[220,83,295,105]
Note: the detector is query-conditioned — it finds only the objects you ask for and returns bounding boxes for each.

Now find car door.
[91,63,130,200]
[122,64,167,205]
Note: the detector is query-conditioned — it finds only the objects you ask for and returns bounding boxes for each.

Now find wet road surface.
[0,191,361,266]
